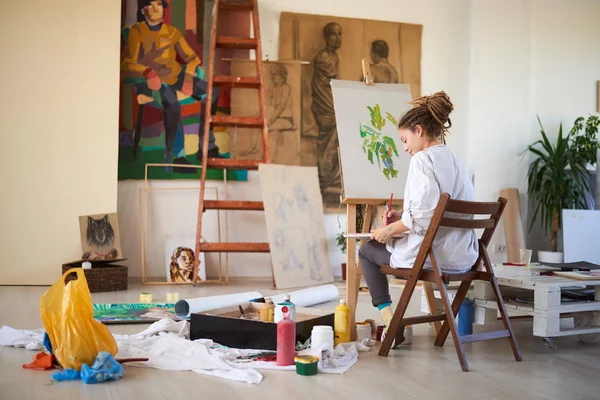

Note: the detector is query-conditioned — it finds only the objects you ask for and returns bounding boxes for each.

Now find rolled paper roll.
[175,291,263,318]
[270,284,339,307]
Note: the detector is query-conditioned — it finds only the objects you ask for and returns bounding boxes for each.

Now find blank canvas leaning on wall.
[331,80,412,201]
[259,164,334,289]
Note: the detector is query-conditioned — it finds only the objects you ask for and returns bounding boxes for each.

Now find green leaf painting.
[360,105,400,179]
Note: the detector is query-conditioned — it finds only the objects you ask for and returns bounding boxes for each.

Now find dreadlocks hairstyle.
[398,91,454,144]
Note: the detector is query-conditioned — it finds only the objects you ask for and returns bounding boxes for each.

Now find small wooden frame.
[140,163,228,285]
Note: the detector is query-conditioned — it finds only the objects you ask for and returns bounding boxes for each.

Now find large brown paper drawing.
[230,60,302,166]
[259,164,334,289]
[279,12,422,210]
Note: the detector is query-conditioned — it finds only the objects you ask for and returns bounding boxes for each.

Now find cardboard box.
[190,302,334,350]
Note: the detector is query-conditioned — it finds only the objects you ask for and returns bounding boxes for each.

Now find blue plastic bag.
[51,352,124,384]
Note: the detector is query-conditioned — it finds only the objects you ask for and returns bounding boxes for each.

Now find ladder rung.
[206,158,261,170]
[198,242,270,253]
[219,1,253,11]
[213,75,261,89]
[211,116,264,128]
[203,200,264,211]
[216,36,258,49]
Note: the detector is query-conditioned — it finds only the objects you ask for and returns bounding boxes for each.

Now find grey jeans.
[358,241,392,307]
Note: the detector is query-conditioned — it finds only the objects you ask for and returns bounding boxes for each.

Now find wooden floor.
[1,280,599,400]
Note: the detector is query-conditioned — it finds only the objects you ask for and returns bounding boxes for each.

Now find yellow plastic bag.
[40,268,118,370]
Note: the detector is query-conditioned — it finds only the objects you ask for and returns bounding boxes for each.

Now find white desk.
[473,264,600,350]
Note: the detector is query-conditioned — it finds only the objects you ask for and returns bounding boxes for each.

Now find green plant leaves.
[527,116,594,244]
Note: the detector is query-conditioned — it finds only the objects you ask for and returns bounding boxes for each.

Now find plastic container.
[403,325,413,345]
[310,325,334,349]
[334,299,351,345]
[356,323,371,341]
[295,355,319,376]
[458,298,474,336]
[260,297,275,322]
[276,309,296,366]
[274,293,296,323]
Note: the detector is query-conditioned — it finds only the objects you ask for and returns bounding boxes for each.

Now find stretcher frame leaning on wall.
[140,163,228,285]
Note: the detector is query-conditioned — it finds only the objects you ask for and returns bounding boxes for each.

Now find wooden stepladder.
[192,0,270,285]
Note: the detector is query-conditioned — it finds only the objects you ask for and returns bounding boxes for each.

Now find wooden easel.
[344,60,441,340]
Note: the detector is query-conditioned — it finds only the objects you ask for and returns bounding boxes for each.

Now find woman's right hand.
[384,209,402,225]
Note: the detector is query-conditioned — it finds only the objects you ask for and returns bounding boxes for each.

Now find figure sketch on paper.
[232,62,300,165]
[369,40,399,83]
[360,104,400,179]
[267,64,296,161]
[311,22,342,200]
[271,172,326,282]
[169,247,195,283]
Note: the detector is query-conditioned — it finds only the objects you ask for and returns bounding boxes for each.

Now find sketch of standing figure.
[311,22,342,195]
[369,40,399,83]
[267,64,296,161]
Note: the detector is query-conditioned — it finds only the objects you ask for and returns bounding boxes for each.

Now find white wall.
[526,0,600,254]
[0,1,121,284]
[119,0,473,278]
[466,0,534,262]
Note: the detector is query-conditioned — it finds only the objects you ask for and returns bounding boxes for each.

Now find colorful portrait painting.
[118,0,250,181]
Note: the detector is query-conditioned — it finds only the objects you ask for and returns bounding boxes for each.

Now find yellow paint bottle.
[334,299,351,345]
[260,297,275,322]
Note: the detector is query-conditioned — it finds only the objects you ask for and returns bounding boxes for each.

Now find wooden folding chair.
[378,193,522,371]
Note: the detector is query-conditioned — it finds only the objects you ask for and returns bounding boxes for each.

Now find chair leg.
[434,280,471,347]
[490,278,522,361]
[378,272,419,357]
[480,250,522,362]
[434,276,469,371]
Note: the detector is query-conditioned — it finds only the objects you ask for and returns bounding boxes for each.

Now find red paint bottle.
[276,307,296,366]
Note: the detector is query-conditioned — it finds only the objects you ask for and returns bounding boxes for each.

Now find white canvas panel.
[331,80,412,201]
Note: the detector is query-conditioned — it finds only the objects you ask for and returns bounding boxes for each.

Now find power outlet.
[494,244,507,253]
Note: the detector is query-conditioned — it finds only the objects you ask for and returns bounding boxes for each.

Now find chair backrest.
[438,194,507,247]
[409,193,506,274]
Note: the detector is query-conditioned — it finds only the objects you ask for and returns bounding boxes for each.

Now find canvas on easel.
[331,80,413,201]
[259,163,334,289]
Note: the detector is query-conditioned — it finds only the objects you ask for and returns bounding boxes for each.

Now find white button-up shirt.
[386,144,478,272]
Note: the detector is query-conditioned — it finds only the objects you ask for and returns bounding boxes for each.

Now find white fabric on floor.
[0,326,44,351]
[0,318,367,384]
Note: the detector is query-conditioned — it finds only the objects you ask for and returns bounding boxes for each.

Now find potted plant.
[526,116,598,263]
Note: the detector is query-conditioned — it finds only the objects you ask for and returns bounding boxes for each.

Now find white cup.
[311,325,334,349]
[519,249,533,265]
